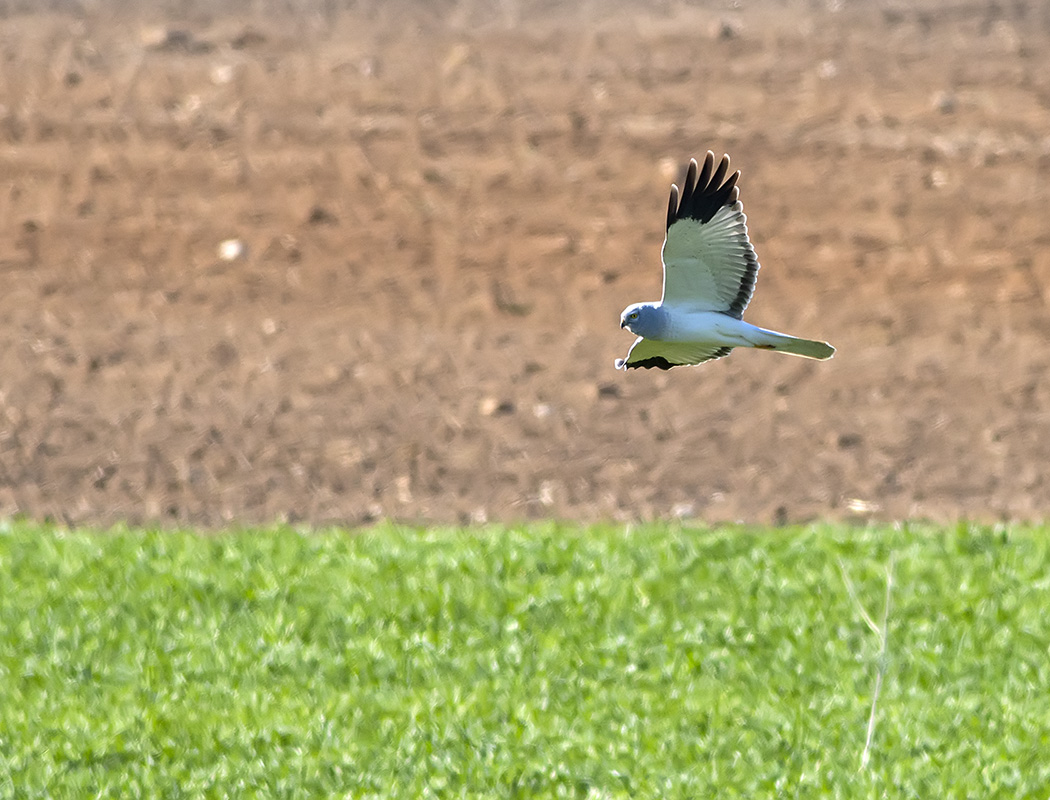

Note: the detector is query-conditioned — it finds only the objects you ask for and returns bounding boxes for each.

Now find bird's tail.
[751,329,835,360]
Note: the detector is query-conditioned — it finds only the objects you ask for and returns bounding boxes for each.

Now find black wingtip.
[695,151,715,192]
[666,152,739,228]
[622,356,675,370]
[709,153,730,190]
[665,184,679,231]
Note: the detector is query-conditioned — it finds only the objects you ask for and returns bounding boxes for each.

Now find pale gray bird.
[616,152,835,370]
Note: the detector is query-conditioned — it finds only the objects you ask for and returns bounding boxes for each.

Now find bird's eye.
[629,312,639,320]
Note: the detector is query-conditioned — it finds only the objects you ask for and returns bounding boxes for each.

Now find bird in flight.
[616,152,834,370]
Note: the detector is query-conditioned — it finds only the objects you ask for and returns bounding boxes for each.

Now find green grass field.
[0,520,1048,798]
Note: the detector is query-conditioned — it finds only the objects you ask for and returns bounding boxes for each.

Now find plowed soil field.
[2,0,1049,526]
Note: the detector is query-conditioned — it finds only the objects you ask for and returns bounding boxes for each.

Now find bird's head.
[619,303,665,338]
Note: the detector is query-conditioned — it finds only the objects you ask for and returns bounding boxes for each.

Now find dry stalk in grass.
[839,554,896,772]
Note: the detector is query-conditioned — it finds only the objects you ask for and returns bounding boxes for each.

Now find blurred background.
[0,0,1048,527]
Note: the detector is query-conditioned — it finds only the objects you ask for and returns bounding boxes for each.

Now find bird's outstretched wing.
[661,152,759,318]
[615,336,733,370]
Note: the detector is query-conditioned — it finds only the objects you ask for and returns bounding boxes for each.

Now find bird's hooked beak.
[620,318,627,329]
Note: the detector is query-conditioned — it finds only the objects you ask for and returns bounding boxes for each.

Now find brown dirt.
[2,0,1050,528]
